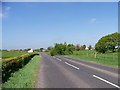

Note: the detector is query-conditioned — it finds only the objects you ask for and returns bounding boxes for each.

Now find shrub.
[50,42,74,56]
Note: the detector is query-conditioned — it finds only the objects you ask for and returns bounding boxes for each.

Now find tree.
[95,32,119,53]
[34,48,40,52]
[82,45,86,50]
[88,45,92,50]
[40,48,44,52]
[75,44,80,51]
[65,44,75,54]
[24,48,31,51]
[47,46,53,51]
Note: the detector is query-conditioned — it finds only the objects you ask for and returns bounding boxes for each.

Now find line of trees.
[75,44,92,51]
[49,42,93,56]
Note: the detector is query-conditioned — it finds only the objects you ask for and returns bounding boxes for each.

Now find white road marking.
[65,62,79,70]
[93,75,120,88]
[53,56,62,61]
[63,57,118,78]
[56,58,62,61]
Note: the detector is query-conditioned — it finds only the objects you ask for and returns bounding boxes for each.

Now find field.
[66,50,118,67]
[0,51,28,59]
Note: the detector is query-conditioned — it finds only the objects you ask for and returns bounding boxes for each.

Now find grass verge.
[65,50,118,67]
[3,55,41,88]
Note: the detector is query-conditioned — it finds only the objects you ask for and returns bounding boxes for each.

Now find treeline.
[2,32,118,55]
[49,42,93,56]
[1,48,44,52]
[49,32,119,56]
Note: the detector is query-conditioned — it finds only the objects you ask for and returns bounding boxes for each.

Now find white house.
[28,49,33,53]
[85,47,89,50]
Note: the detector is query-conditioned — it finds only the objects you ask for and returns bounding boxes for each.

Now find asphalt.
[36,53,119,88]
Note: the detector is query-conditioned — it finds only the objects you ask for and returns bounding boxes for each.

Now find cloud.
[90,18,97,24]
[0,9,3,18]
[1,6,12,18]
[5,6,11,11]
[0,13,6,19]
[0,13,2,18]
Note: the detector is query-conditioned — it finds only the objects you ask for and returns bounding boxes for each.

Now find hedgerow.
[3,56,41,88]
[2,53,39,83]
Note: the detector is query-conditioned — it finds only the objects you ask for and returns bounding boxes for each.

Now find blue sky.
[2,2,118,49]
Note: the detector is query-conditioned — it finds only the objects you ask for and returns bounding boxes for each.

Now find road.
[36,53,119,88]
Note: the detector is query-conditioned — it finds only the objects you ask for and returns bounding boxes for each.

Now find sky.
[1,2,118,49]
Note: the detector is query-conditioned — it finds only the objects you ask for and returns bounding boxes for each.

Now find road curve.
[36,53,119,88]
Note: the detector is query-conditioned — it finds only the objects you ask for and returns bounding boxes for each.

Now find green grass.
[1,51,28,59]
[66,50,118,67]
[3,55,41,88]
[45,51,50,55]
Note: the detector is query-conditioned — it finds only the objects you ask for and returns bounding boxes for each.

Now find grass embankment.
[66,50,118,67]
[3,55,41,88]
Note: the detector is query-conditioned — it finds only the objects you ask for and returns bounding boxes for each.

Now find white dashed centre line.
[65,62,79,70]
[93,75,120,88]
[57,58,62,61]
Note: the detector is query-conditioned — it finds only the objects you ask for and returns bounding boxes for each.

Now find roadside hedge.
[2,53,39,83]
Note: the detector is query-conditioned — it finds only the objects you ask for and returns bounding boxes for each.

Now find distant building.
[28,49,33,53]
[85,47,89,50]
[42,48,46,52]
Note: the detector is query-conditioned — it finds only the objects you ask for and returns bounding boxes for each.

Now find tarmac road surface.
[36,53,119,88]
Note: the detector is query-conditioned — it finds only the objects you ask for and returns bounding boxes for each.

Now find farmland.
[0,50,28,59]
[65,50,118,67]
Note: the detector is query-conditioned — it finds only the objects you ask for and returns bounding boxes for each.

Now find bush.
[50,42,74,56]
[50,49,57,56]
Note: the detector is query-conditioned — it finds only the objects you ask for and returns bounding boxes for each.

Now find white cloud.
[0,13,2,17]
[1,6,12,18]
[90,18,97,24]
[5,6,11,11]
[0,12,3,19]
[0,13,6,19]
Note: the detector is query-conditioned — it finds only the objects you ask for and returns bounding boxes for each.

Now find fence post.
[113,53,114,60]
[94,53,97,58]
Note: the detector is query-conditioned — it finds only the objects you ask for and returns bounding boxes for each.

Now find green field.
[1,51,28,59]
[66,50,118,67]
[3,55,41,88]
